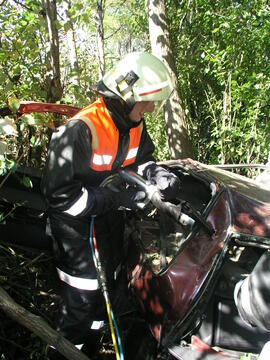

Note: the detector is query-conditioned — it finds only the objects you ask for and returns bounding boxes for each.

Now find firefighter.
[41,52,181,358]
[234,250,270,360]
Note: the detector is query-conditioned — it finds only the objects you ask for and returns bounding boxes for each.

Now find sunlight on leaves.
[0,117,18,136]
[8,97,20,113]
[0,141,8,156]
[21,114,36,126]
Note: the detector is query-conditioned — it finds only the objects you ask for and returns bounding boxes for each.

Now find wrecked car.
[1,102,270,359]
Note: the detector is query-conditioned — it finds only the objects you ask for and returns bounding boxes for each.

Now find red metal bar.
[19,101,81,117]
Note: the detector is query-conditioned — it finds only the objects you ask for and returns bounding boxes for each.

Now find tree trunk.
[42,0,63,102]
[0,285,91,360]
[95,0,105,78]
[146,0,193,159]
[64,0,80,86]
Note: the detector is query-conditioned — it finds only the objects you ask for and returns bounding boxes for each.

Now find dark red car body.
[124,159,270,347]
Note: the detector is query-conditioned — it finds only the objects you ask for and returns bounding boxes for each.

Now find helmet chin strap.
[125,97,136,113]
[94,80,136,115]
[118,97,136,114]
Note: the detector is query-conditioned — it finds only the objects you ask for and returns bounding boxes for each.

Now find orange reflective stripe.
[71,97,142,171]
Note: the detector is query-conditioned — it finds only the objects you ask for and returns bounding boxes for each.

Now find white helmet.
[101,52,173,106]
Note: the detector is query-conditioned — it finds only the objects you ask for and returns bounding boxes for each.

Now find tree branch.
[10,0,33,12]
[0,0,8,7]
[0,285,91,360]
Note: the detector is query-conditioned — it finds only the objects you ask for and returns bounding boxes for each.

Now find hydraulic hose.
[89,217,124,360]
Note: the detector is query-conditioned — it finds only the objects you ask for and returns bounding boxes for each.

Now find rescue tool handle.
[151,191,195,227]
[119,169,195,227]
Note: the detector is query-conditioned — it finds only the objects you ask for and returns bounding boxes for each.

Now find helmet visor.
[153,89,174,119]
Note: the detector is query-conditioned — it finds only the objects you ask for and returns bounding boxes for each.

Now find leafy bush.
[0,98,57,179]
[169,0,270,171]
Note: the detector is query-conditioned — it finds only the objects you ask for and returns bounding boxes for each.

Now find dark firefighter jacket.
[41,96,155,218]
[39,96,157,344]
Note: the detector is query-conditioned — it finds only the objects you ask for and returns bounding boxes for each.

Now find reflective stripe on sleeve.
[64,187,88,216]
[56,267,99,290]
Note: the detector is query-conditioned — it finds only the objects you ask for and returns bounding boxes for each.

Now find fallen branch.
[0,285,91,360]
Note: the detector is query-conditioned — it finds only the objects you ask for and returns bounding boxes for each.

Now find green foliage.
[168,0,270,169]
[1,0,269,175]
[0,0,48,104]
[145,112,170,161]
[0,0,151,176]
[0,112,18,176]
[0,98,63,176]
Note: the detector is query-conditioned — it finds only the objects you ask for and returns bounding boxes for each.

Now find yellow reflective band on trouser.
[56,268,100,290]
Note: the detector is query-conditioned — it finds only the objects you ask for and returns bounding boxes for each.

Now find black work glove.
[118,187,146,210]
[144,162,181,201]
[94,187,146,215]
